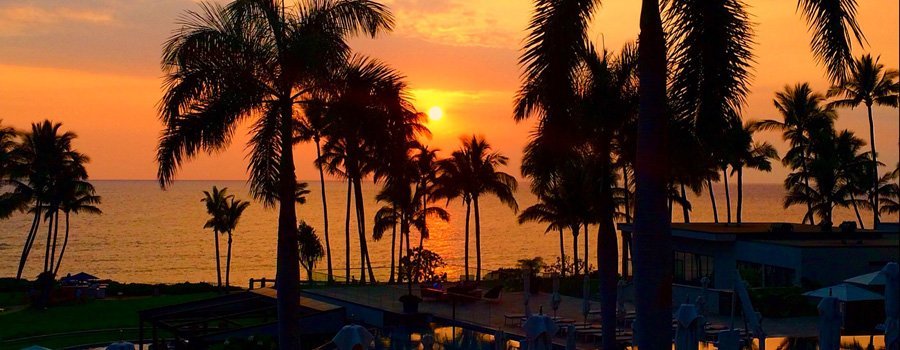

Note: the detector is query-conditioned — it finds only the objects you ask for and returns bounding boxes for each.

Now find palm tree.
[785,129,868,226]
[295,102,334,282]
[411,144,439,248]
[877,165,900,217]
[53,180,101,275]
[434,149,475,279]
[298,221,325,282]
[517,189,574,277]
[222,197,250,289]
[0,120,16,185]
[754,83,837,224]
[461,136,517,281]
[156,2,392,346]
[201,186,231,289]
[4,121,87,279]
[728,122,779,224]
[828,54,900,226]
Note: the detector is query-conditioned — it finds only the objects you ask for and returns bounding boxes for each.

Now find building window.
[674,251,714,286]
[738,261,796,287]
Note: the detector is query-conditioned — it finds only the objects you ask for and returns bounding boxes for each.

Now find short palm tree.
[53,179,101,275]
[517,189,575,277]
[156,2,392,346]
[222,197,250,289]
[297,221,325,282]
[877,165,900,217]
[0,120,16,185]
[201,186,231,289]
[828,54,900,226]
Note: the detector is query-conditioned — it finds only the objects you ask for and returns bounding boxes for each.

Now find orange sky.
[0,0,897,184]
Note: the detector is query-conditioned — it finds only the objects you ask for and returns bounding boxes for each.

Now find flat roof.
[752,237,900,248]
[618,222,891,244]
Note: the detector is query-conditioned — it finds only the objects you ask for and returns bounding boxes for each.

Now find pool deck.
[298,284,818,349]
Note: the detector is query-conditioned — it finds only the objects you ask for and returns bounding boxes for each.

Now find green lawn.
[0,293,216,348]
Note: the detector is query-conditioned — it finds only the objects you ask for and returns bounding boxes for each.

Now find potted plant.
[399,247,445,313]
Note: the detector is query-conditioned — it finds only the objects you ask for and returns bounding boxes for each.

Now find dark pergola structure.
[138,290,345,349]
[138,292,278,349]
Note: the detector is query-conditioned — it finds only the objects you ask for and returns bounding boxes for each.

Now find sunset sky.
[0,0,897,184]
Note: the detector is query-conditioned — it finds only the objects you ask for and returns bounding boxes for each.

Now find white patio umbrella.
[582,274,591,323]
[817,296,842,350]
[674,304,704,350]
[106,341,135,350]
[551,274,562,317]
[523,314,559,350]
[881,262,898,350]
[565,324,577,350]
[332,324,374,350]
[524,269,533,317]
[845,271,887,286]
[803,283,885,302]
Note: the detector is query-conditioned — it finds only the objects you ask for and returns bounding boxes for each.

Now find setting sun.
[427,106,444,121]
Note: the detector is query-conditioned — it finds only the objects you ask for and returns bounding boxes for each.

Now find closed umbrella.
[817,296,842,350]
[582,274,591,324]
[882,262,899,350]
[551,274,562,317]
[674,304,703,350]
[803,283,885,302]
[421,334,435,350]
[524,314,559,350]
[332,324,375,350]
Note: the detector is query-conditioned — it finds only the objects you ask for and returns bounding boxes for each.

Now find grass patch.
[0,293,216,347]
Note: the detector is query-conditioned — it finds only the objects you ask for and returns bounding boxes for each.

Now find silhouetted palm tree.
[202,186,231,289]
[878,164,900,217]
[754,83,837,224]
[786,129,868,226]
[517,189,575,277]
[298,221,325,282]
[434,149,475,279]
[460,136,517,281]
[0,121,16,186]
[5,121,88,279]
[156,1,392,344]
[295,101,334,282]
[53,179,101,275]
[828,54,900,226]
[728,122,779,224]
[222,197,250,289]
[411,144,439,248]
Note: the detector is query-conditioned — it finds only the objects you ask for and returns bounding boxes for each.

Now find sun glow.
[427,106,444,121]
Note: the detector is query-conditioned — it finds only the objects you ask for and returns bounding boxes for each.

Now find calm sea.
[0,180,884,284]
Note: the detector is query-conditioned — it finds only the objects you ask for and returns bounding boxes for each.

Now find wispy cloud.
[384,0,529,49]
[0,3,115,36]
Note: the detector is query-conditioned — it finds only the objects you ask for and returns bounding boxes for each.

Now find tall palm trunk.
[558,228,566,277]
[352,176,376,283]
[226,232,233,290]
[49,210,61,273]
[680,183,691,223]
[865,103,879,227]
[633,1,673,348]
[736,167,744,224]
[389,222,397,283]
[850,193,865,229]
[274,99,301,350]
[723,168,732,223]
[53,212,71,275]
[801,147,814,225]
[473,195,483,281]
[397,220,404,283]
[583,222,589,273]
[707,178,719,223]
[214,229,222,290]
[43,209,55,273]
[597,184,619,350]
[344,179,352,283]
[464,197,471,281]
[17,205,42,279]
[622,169,632,280]
[572,225,580,276]
[315,139,333,283]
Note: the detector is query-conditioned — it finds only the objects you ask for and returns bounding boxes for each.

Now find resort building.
[618,222,899,314]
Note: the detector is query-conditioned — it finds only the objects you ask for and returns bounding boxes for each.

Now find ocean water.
[0,180,888,284]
